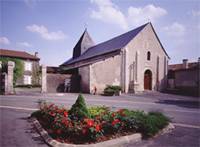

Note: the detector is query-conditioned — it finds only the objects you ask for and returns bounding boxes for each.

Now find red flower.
[123,114,126,116]
[51,113,54,116]
[82,129,86,134]
[51,103,55,106]
[111,120,117,126]
[95,124,100,131]
[77,132,80,135]
[62,119,65,123]
[121,122,124,126]
[41,106,46,110]
[99,118,102,121]
[57,129,61,133]
[58,110,63,113]
[64,111,68,115]
[70,123,72,128]
[102,121,105,124]
[65,122,69,126]
[101,113,105,115]
[112,113,115,116]
[54,119,57,122]
[104,107,108,110]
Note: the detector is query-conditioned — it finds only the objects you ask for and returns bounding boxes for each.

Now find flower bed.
[31,94,171,144]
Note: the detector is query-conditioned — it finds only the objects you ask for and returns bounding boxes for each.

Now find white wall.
[90,55,121,94]
[125,23,169,92]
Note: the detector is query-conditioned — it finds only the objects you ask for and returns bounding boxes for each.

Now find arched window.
[147,51,151,61]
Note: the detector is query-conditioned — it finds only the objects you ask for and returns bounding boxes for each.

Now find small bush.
[31,109,42,117]
[104,85,122,95]
[138,110,171,137]
[88,106,106,117]
[69,93,90,119]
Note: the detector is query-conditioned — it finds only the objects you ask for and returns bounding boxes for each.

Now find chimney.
[35,52,38,57]
[183,59,188,69]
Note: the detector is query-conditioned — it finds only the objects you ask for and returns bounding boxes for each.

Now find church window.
[147,51,151,61]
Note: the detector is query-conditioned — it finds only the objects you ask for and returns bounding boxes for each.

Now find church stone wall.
[125,23,169,92]
[90,55,121,94]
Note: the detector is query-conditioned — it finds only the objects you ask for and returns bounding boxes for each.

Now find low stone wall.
[46,74,81,93]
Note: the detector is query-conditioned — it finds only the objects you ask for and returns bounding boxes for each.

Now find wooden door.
[144,70,152,90]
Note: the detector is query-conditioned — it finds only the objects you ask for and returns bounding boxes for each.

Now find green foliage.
[61,67,68,74]
[87,106,106,117]
[32,100,172,142]
[136,110,171,137]
[0,57,24,86]
[104,85,122,95]
[69,93,90,119]
[31,109,42,117]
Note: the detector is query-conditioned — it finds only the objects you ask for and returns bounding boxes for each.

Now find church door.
[144,70,152,90]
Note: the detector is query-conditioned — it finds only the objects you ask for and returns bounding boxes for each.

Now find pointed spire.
[72,28,95,59]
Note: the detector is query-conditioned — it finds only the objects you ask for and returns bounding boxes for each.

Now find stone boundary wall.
[41,64,81,93]
[46,74,71,93]
[46,74,81,93]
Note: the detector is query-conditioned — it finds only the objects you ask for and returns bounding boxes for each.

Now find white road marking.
[164,109,200,114]
[0,105,37,111]
[0,98,17,101]
[172,123,199,129]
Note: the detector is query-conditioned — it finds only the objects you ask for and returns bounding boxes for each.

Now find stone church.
[60,22,170,94]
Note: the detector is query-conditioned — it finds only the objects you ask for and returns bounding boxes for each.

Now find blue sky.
[1,0,199,66]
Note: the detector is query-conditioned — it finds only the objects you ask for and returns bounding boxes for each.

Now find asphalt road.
[0,89,199,147]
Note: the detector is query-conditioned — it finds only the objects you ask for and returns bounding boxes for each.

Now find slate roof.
[61,23,149,66]
[72,29,95,59]
[0,49,40,60]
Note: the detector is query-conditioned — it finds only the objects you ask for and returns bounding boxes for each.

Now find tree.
[69,93,90,119]
[0,57,24,86]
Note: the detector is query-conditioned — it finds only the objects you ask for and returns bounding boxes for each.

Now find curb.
[30,117,174,147]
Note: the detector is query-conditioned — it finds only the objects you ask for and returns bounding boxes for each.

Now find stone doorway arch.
[144,69,152,90]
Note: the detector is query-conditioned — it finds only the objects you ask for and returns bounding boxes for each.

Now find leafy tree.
[0,57,24,86]
[69,93,90,119]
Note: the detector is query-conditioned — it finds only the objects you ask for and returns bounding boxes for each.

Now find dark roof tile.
[61,23,149,66]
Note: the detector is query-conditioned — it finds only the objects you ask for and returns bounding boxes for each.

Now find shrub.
[69,93,90,119]
[104,85,122,95]
[88,106,106,117]
[137,110,171,137]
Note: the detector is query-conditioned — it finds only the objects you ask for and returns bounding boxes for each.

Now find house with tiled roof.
[0,49,40,85]
[61,22,170,93]
[168,59,199,97]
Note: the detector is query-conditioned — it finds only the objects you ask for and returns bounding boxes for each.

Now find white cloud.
[17,42,34,47]
[161,22,185,37]
[0,37,10,44]
[187,10,200,16]
[127,5,167,27]
[90,0,167,30]
[24,0,36,7]
[26,24,68,40]
[173,39,184,45]
[90,0,128,30]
